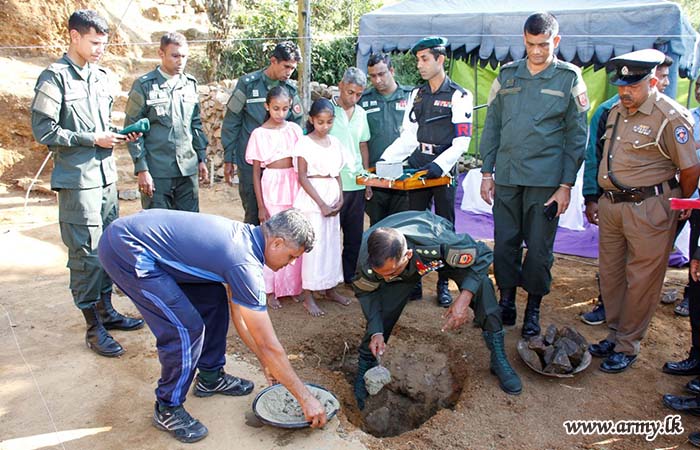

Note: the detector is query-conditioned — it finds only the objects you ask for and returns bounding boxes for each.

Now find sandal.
[675,296,690,317]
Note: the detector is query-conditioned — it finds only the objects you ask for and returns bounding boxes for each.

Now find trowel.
[363,355,392,395]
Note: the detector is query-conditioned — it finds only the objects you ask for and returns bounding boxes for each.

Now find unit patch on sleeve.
[675,125,689,144]
[446,247,476,268]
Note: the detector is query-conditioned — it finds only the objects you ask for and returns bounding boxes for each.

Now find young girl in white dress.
[294,98,351,316]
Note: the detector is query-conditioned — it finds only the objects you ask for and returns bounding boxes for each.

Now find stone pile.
[520,325,589,375]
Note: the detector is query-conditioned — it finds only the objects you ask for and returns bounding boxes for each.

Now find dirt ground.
[1,173,699,450]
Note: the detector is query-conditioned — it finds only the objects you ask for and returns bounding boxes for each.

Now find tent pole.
[473,54,479,157]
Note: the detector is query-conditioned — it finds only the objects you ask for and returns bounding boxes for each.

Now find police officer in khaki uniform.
[479,12,589,338]
[221,42,304,224]
[124,32,209,212]
[587,49,700,373]
[352,211,522,409]
[380,37,474,307]
[30,10,143,357]
[360,53,412,226]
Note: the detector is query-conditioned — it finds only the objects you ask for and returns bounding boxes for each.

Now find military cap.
[410,36,448,55]
[609,49,666,86]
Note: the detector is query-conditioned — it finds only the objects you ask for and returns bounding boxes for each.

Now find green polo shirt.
[330,102,370,191]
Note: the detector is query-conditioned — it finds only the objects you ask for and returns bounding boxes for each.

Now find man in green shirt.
[31,10,143,357]
[124,32,209,212]
[221,42,304,224]
[360,52,412,226]
[330,67,371,283]
[479,12,588,338]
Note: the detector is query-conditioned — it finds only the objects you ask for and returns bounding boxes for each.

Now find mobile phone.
[544,201,558,221]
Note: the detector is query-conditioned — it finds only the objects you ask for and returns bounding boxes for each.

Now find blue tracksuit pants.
[98,233,229,407]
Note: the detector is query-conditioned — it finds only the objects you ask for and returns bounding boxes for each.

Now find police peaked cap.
[411,36,448,54]
[609,49,666,86]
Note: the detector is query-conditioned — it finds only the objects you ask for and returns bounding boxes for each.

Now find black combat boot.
[409,280,423,301]
[437,276,452,307]
[521,294,542,338]
[96,292,145,331]
[483,329,522,395]
[81,305,124,357]
[499,287,517,326]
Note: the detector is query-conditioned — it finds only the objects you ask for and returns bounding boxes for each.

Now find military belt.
[603,177,679,204]
[418,142,449,155]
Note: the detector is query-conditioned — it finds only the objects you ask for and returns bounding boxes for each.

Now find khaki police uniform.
[124,68,209,212]
[360,84,413,225]
[598,91,698,355]
[221,70,303,224]
[352,211,502,368]
[480,57,589,295]
[31,54,119,309]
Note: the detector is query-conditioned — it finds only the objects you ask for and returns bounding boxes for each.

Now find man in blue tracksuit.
[98,208,327,442]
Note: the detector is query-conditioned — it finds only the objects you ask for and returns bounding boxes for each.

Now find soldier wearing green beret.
[221,42,304,224]
[479,12,589,339]
[360,52,412,226]
[352,210,522,409]
[124,32,209,212]
[30,10,144,357]
[380,36,475,308]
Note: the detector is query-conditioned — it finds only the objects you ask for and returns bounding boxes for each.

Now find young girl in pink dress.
[246,86,303,309]
[294,98,351,317]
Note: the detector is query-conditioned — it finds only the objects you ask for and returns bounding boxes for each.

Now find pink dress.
[293,134,345,291]
[246,122,303,297]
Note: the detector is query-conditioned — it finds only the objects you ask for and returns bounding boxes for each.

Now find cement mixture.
[255,384,340,426]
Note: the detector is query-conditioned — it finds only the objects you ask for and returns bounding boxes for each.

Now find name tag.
[146,98,169,106]
[246,98,266,104]
[365,107,380,113]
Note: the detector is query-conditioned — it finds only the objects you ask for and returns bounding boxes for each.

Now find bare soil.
[1,178,697,450]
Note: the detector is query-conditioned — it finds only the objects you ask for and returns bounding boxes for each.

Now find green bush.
[214,0,382,82]
[310,37,357,85]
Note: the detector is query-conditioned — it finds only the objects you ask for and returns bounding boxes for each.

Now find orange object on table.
[356,168,451,191]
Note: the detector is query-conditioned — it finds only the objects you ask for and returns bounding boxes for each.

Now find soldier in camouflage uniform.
[124,32,209,212]
[221,42,304,224]
[30,10,143,357]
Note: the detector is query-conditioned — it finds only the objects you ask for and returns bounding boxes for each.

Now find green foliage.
[310,37,357,85]
[674,0,700,29]
[214,0,384,82]
[311,0,383,35]
[391,51,421,86]
[217,0,297,78]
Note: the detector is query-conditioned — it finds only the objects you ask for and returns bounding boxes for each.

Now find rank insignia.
[415,258,444,276]
[675,125,689,144]
[632,124,652,136]
[504,78,515,88]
